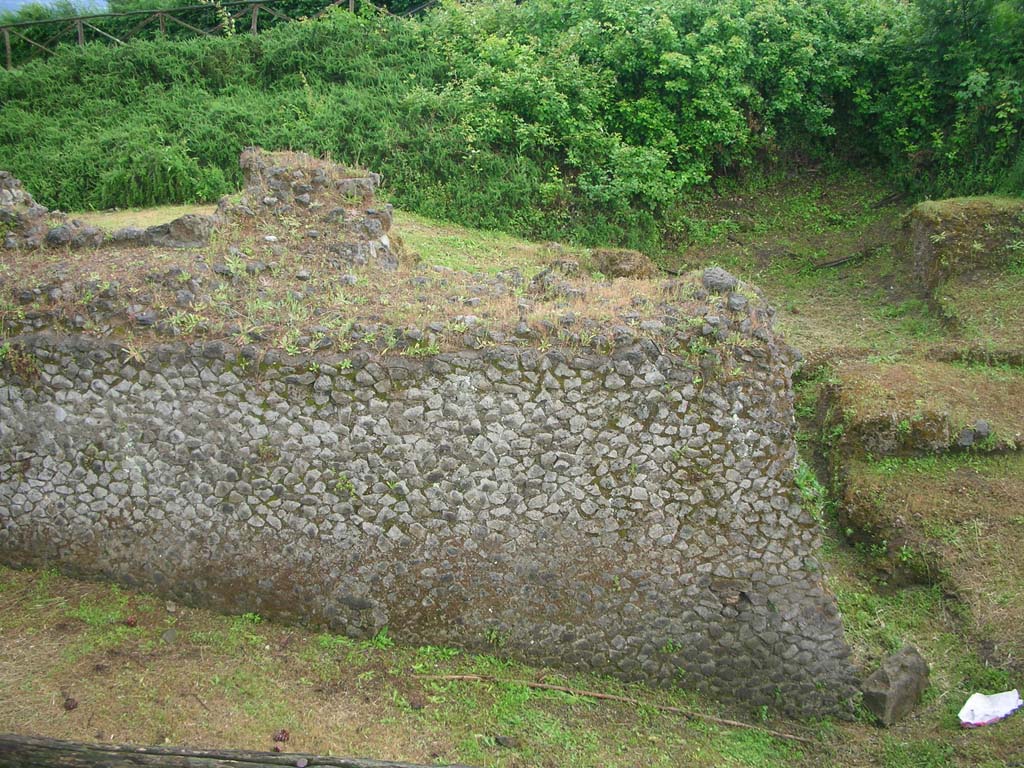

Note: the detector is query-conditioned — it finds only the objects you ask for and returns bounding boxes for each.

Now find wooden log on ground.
[0,734,474,768]
[812,248,878,270]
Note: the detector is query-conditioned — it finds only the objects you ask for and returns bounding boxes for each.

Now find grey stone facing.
[0,331,856,717]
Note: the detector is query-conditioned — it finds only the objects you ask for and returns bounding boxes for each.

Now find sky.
[1,0,44,11]
[0,0,107,14]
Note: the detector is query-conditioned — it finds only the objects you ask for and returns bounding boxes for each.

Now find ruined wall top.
[2,149,788,368]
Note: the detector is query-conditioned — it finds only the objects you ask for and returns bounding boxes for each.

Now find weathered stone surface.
[47,221,105,249]
[0,151,855,717]
[364,207,394,233]
[44,225,73,246]
[329,238,398,271]
[111,226,149,244]
[1,171,48,249]
[861,645,929,725]
[146,214,217,248]
[0,323,856,717]
[702,267,738,293]
[592,248,658,279]
[727,293,749,312]
[529,260,586,300]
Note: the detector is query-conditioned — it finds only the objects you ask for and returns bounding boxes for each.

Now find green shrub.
[1,0,1019,247]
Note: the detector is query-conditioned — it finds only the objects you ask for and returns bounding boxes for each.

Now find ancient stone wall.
[900,196,1024,297]
[1,148,856,715]
[0,328,856,715]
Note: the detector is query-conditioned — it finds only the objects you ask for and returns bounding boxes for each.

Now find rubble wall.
[0,329,856,715]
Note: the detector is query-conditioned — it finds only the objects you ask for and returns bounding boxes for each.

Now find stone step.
[818,358,1024,459]
[839,453,1024,671]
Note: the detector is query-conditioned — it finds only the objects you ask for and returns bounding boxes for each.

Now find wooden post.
[0,733,472,768]
[250,4,259,34]
[349,0,355,11]
[76,19,84,45]
[2,29,11,70]
[159,12,166,34]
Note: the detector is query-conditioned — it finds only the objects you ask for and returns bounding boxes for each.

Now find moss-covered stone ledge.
[900,196,1024,299]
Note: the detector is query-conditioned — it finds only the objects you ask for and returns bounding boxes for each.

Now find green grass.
[875,299,946,340]
[397,209,587,275]
[832,578,947,656]
[865,455,981,478]
[864,452,1023,482]
[882,739,955,768]
[716,729,803,768]
[947,359,1024,380]
[661,168,936,357]
[65,587,128,627]
[189,613,268,654]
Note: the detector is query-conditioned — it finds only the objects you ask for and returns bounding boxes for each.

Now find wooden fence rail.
[0,733,474,768]
[1,0,362,70]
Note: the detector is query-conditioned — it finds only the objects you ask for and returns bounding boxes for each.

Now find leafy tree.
[1,0,1019,252]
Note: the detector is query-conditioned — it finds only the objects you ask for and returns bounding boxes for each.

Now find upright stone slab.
[862,645,930,725]
[0,170,49,249]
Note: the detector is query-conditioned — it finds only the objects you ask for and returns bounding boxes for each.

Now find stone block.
[862,645,929,725]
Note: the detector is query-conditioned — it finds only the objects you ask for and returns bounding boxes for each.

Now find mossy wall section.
[0,332,855,715]
[901,196,1024,296]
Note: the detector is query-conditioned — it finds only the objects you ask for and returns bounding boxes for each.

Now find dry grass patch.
[69,204,219,233]
[937,271,1024,352]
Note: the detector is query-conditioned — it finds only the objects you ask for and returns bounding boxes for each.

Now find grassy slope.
[3,170,1024,767]
[843,455,1024,666]
[0,567,808,768]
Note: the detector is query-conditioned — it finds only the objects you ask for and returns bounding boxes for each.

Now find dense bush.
[846,0,1024,196]
[0,0,1020,250]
